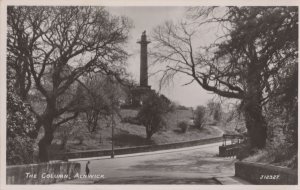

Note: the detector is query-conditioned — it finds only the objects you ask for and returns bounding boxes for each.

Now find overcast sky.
[107,7,216,107]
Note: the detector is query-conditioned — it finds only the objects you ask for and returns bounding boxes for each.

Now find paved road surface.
[62,142,239,184]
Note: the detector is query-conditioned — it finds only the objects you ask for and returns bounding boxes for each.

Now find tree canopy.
[152,6,298,149]
[7,6,132,162]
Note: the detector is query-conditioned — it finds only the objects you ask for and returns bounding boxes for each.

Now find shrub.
[194,106,206,129]
[74,136,84,145]
[213,107,222,122]
[236,141,255,160]
[178,121,188,133]
[7,69,37,165]
[7,136,35,165]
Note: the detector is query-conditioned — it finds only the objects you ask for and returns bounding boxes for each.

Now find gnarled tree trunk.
[243,64,267,149]
[38,123,54,162]
[38,105,55,162]
[244,100,267,148]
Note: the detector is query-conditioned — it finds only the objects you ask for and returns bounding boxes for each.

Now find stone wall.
[235,161,297,185]
[6,161,81,184]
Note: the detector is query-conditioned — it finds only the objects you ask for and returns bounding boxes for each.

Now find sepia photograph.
[1,1,298,188]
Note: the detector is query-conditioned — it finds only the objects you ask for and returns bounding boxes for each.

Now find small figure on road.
[86,161,90,175]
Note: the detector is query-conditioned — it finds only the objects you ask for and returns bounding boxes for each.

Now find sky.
[107,7,216,107]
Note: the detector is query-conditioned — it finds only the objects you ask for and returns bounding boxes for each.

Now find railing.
[219,134,244,157]
[52,137,223,160]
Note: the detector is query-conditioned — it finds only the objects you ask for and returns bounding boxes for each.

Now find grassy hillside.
[49,108,223,153]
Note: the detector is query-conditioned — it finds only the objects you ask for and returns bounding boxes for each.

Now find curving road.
[63,141,239,184]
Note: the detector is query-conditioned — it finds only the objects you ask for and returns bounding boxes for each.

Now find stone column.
[137,31,151,87]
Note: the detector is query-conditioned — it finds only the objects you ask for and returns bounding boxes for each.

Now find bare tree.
[151,7,298,149]
[76,73,126,133]
[7,6,131,162]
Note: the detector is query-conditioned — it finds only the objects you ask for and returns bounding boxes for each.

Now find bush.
[137,92,170,140]
[213,108,222,122]
[236,141,256,160]
[194,106,206,129]
[270,144,297,167]
[238,141,298,169]
[178,121,188,133]
[7,69,37,165]
[7,136,35,165]
[74,136,84,145]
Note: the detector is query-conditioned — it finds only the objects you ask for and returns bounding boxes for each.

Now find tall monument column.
[127,31,153,107]
[137,31,151,87]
